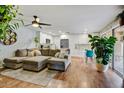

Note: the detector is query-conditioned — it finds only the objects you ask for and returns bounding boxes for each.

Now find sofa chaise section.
[3,57,27,69]
[22,56,50,71]
[47,57,71,71]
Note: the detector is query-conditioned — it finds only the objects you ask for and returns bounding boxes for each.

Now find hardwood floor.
[0,56,123,88]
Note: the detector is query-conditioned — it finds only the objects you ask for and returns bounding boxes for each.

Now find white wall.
[40,32,53,44]
[53,36,60,49]
[0,27,36,66]
[53,33,99,56]
[53,34,87,56]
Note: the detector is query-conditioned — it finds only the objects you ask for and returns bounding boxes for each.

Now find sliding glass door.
[113,26,124,77]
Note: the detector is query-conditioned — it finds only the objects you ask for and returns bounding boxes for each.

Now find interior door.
[60,39,69,48]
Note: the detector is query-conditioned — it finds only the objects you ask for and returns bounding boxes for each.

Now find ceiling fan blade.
[39,23,51,26]
[24,24,32,26]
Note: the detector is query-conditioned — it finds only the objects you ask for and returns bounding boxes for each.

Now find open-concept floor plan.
[0,5,124,88]
[0,57,123,88]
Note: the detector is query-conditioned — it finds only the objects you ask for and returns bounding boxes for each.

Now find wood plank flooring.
[0,57,123,88]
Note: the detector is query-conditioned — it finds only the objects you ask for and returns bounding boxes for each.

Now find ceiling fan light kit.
[25,15,51,29]
[36,17,40,22]
[32,22,39,27]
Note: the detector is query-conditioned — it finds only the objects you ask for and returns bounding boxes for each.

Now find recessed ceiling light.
[84,28,88,32]
[48,32,52,34]
[59,30,62,33]
[62,32,66,35]
[83,28,88,34]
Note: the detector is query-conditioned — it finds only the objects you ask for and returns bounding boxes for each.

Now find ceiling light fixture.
[25,15,51,29]
[83,28,88,34]
[32,23,39,27]
[49,32,52,34]
[36,18,40,22]
[59,30,62,33]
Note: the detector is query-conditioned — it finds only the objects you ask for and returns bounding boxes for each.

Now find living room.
[0,5,124,88]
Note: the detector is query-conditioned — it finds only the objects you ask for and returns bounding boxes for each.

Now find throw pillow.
[27,50,34,57]
[34,50,42,56]
[59,52,65,59]
[55,52,60,58]
[40,49,49,56]
[15,49,28,57]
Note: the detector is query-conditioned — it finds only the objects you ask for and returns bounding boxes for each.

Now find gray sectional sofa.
[3,57,26,69]
[3,48,71,71]
[22,56,50,71]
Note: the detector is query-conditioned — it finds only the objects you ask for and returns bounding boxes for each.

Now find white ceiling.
[19,5,123,35]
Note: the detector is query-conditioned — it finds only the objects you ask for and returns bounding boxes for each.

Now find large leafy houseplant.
[88,34,117,72]
[0,5,23,40]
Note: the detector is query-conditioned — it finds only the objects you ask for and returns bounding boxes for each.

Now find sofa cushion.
[27,48,42,57]
[34,50,42,56]
[29,48,41,51]
[22,56,50,71]
[59,52,65,59]
[55,52,60,58]
[47,58,67,68]
[4,62,23,69]
[40,49,49,56]
[4,57,27,63]
[15,49,28,57]
[3,56,27,69]
[49,49,60,57]
[48,57,67,64]
[27,50,34,57]
[64,55,68,59]
[22,56,50,65]
[47,57,70,71]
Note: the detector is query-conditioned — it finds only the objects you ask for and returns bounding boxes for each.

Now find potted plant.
[88,34,117,72]
[34,36,40,48]
[117,10,124,26]
[0,5,23,40]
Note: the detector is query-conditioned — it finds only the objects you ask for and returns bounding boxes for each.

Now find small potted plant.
[117,10,124,26]
[34,37,40,48]
[88,34,117,72]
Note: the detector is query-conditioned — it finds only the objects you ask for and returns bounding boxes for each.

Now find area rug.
[0,68,58,87]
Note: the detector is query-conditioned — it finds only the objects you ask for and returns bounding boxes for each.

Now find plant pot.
[96,63,109,72]
[96,58,109,72]
[119,18,124,26]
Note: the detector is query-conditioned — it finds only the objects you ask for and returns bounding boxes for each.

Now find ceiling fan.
[25,15,51,29]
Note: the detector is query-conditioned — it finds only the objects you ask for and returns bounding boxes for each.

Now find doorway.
[60,39,69,48]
